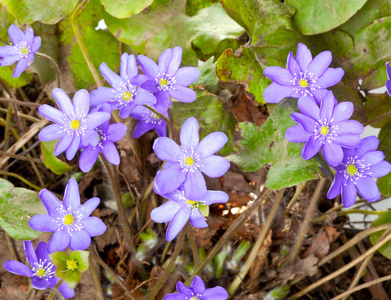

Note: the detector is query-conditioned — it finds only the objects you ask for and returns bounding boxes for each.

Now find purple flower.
[4,241,74,298]
[263,43,344,104]
[152,185,228,241]
[129,102,168,138]
[79,104,126,172]
[386,64,391,97]
[285,92,364,166]
[38,88,111,160]
[164,275,228,300]
[29,178,107,253]
[153,117,230,199]
[327,136,391,207]
[0,25,41,78]
[90,53,156,118]
[134,47,200,110]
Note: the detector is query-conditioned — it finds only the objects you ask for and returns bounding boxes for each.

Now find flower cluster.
[266,43,391,207]
[0,25,41,78]
[4,241,74,298]
[151,117,230,241]
[29,178,106,253]
[164,275,228,300]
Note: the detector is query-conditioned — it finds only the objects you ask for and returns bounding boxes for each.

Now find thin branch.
[228,188,284,296]
[0,150,42,164]
[331,275,391,300]
[0,171,41,191]
[288,178,325,265]
[363,110,391,126]
[145,229,186,300]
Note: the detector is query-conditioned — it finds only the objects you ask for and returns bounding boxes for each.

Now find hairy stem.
[5,232,19,261]
[228,189,284,295]
[189,188,273,283]
[100,154,136,254]
[0,171,41,190]
[143,105,179,140]
[286,181,306,213]
[364,110,391,126]
[288,178,325,265]
[89,257,104,300]
[24,288,35,300]
[145,229,186,300]
[35,52,61,88]
[71,0,102,87]
[186,223,200,267]
[89,252,135,300]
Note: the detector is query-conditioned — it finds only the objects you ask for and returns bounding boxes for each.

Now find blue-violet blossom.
[4,241,74,298]
[129,102,168,138]
[79,104,126,172]
[327,136,391,207]
[0,25,41,78]
[38,88,111,160]
[153,117,230,199]
[164,275,228,300]
[263,43,344,105]
[285,92,364,166]
[90,53,156,118]
[152,184,229,241]
[135,47,200,110]
[29,178,107,253]
[386,64,391,97]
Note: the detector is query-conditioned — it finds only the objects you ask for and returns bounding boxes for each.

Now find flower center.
[187,200,198,206]
[185,157,194,166]
[21,47,29,54]
[347,164,358,176]
[320,126,329,136]
[190,297,200,300]
[70,120,80,130]
[66,259,78,270]
[160,78,168,86]
[299,78,309,88]
[122,91,133,101]
[36,268,46,277]
[63,214,75,225]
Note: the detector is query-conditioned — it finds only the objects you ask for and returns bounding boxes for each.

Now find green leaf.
[268,285,290,299]
[378,121,391,160]
[217,0,302,104]
[0,178,45,240]
[41,141,73,175]
[170,88,237,156]
[99,0,153,18]
[122,192,135,208]
[49,251,70,267]
[0,0,79,24]
[59,0,121,89]
[197,203,209,217]
[214,246,229,278]
[216,46,268,104]
[370,211,391,258]
[338,0,391,37]
[70,250,89,272]
[231,241,251,261]
[186,0,219,16]
[0,66,33,88]
[378,173,391,197]
[104,0,244,65]
[0,4,14,40]
[29,23,58,86]
[226,98,326,190]
[193,57,219,94]
[364,93,391,128]
[64,269,82,289]
[285,0,368,35]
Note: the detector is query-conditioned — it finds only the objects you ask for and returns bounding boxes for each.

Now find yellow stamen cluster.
[299,79,309,88]
[187,200,198,206]
[21,47,29,54]
[66,259,78,270]
[320,126,329,136]
[160,78,168,86]
[185,157,194,166]
[347,164,358,176]
[63,214,75,225]
[122,92,133,101]
[36,268,46,277]
[70,120,80,130]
